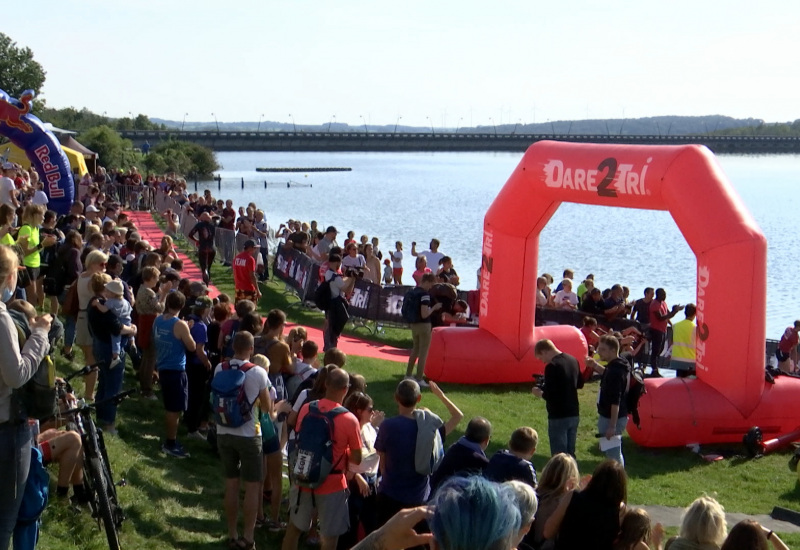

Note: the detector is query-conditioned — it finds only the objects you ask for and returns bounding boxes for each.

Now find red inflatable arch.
[425,141,794,447]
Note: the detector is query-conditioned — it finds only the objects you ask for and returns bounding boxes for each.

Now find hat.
[105,280,125,296]
[325,226,337,234]
[85,205,99,213]
[189,281,208,296]
[194,296,213,310]
[2,162,15,171]
[243,239,257,249]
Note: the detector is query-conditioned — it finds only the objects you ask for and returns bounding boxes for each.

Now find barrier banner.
[375,285,414,324]
[347,278,379,319]
[273,244,315,301]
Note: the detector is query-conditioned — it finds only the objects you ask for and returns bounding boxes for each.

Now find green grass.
[34,213,800,549]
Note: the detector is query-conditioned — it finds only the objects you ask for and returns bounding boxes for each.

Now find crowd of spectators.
[0,163,790,550]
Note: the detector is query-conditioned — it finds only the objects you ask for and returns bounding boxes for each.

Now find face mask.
[2,286,13,303]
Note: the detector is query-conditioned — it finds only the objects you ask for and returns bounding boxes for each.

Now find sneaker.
[267,520,287,532]
[109,356,122,369]
[101,426,118,437]
[187,431,207,441]
[162,442,190,458]
[417,379,430,388]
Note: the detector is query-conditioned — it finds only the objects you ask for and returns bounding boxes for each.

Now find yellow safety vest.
[671,319,696,360]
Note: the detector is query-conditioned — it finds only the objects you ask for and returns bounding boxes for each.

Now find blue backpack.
[15,446,49,550]
[289,401,347,489]
[210,361,256,428]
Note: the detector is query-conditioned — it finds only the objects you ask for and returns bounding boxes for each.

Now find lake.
[192,150,800,338]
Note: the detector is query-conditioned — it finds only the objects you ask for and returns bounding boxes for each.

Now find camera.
[532,374,545,390]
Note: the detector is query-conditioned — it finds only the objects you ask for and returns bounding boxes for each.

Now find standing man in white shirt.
[411,238,444,270]
[0,163,19,208]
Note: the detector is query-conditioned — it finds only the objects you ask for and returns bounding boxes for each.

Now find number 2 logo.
[597,157,618,198]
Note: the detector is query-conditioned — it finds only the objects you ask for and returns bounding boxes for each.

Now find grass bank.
[34,213,800,549]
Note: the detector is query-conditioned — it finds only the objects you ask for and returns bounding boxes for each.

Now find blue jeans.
[0,422,31,550]
[93,340,126,426]
[548,416,579,457]
[64,315,76,349]
[597,415,628,466]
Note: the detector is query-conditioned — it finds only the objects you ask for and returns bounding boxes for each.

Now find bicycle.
[54,366,136,550]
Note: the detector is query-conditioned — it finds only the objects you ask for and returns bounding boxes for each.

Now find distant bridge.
[119,130,800,154]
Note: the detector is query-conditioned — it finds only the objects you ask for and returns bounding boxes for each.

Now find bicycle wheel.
[88,456,121,550]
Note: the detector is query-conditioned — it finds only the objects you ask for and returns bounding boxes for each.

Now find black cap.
[243,239,257,249]
[325,226,337,234]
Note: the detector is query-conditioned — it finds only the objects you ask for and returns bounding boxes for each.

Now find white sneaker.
[109,356,122,369]
[417,379,430,388]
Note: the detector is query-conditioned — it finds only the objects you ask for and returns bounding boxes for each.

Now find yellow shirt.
[0,232,14,246]
[671,319,696,360]
[17,225,40,268]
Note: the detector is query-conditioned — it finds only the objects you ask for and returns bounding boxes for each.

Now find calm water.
[195,151,800,338]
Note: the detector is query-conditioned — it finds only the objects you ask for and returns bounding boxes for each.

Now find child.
[95,280,135,368]
[614,508,664,550]
[390,241,403,285]
[382,258,393,285]
[483,426,538,487]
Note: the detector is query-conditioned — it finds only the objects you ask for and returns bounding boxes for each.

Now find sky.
[8,0,800,128]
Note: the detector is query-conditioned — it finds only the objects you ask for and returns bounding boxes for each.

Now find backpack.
[401,287,424,324]
[14,446,49,549]
[289,400,347,489]
[210,360,256,428]
[413,408,445,476]
[626,365,647,429]
[221,320,241,360]
[9,309,57,421]
[313,279,333,311]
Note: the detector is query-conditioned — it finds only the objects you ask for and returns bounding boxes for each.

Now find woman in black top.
[87,272,136,434]
[545,460,627,550]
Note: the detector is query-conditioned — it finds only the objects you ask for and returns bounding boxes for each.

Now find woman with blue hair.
[353,476,520,550]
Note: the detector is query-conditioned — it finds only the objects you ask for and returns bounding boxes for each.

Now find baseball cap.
[105,280,125,296]
[325,226,337,234]
[2,162,15,171]
[85,205,99,213]
[243,239,257,249]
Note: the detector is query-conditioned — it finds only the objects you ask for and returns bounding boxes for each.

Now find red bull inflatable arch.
[0,89,74,215]
[425,140,799,447]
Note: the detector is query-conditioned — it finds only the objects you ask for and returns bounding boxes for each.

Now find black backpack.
[314,279,333,311]
[626,366,646,429]
[8,309,57,421]
[401,287,424,323]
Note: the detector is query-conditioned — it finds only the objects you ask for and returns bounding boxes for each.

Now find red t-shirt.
[779,328,799,354]
[649,300,669,333]
[233,250,256,291]
[296,398,362,495]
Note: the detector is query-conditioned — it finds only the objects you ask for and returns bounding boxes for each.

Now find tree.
[0,33,46,98]
[79,125,135,170]
[144,140,219,178]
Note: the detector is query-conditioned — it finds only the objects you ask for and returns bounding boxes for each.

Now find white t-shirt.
[213,359,270,438]
[421,250,445,268]
[342,253,366,270]
[32,190,49,206]
[349,422,379,476]
[325,269,345,298]
[390,250,403,269]
[554,290,578,308]
[0,177,15,206]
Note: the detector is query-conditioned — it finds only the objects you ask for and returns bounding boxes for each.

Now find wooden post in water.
[241,177,244,189]
[264,181,267,189]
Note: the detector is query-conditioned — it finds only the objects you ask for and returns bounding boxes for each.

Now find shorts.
[392,268,403,278]
[235,289,257,303]
[25,266,40,283]
[776,349,791,362]
[39,440,52,464]
[75,311,92,347]
[289,485,350,537]
[262,433,280,455]
[217,434,263,482]
[159,369,188,413]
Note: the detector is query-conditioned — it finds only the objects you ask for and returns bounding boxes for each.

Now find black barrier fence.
[272,244,475,326]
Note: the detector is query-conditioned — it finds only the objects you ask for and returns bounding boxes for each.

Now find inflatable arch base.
[631,377,800,447]
[425,324,587,384]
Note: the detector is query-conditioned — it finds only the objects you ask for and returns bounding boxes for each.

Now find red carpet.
[126,211,409,364]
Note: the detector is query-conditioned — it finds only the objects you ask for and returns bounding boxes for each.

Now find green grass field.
[34,219,800,549]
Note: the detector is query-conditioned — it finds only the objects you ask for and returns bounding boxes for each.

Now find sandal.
[255,516,266,529]
[226,538,241,550]
[238,538,255,550]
